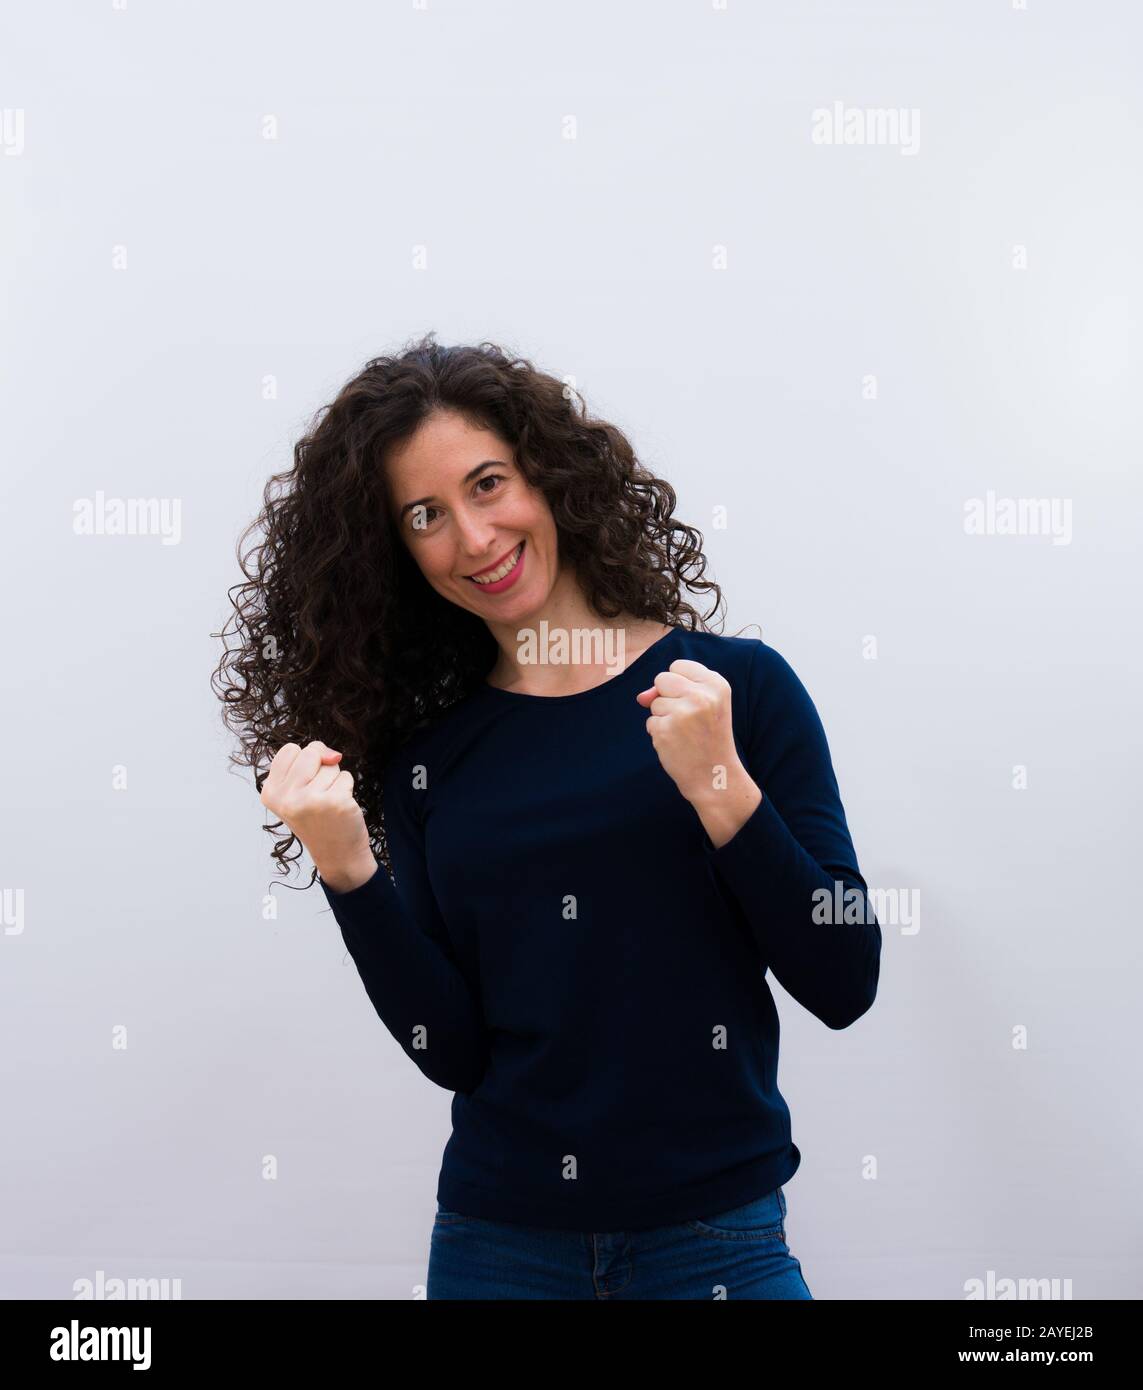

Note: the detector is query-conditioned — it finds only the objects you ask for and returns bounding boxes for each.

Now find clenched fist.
[635,659,741,801]
[635,658,763,849]
[259,740,378,893]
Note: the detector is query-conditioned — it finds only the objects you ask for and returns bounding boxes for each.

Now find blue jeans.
[427,1186,813,1300]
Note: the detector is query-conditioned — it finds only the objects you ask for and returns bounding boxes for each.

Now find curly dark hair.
[211,332,733,883]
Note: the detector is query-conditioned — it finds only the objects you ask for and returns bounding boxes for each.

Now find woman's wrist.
[318,853,379,895]
[688,762,763,850]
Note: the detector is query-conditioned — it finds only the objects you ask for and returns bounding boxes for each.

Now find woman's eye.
[409,475,505,532]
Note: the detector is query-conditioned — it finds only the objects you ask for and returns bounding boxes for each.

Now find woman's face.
[385,410,562,626]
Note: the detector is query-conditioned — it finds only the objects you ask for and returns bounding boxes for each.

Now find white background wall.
[1,0,1139,1299]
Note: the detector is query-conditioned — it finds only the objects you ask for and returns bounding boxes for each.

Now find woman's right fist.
[260,740,378,893]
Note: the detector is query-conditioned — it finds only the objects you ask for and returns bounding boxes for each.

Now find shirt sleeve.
[319,745,490,1094]
[700,641,881,1030]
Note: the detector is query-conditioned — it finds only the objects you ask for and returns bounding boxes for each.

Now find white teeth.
[469,542,523,584]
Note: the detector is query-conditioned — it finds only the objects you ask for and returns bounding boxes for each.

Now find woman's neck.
[484,615,673,696]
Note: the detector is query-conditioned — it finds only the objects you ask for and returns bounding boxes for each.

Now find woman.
[213,333,881,1300]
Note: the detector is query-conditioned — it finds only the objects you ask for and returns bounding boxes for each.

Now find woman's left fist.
[635,658,743,804]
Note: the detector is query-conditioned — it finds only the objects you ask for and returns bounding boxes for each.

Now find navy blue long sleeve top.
[319,627,880,1231]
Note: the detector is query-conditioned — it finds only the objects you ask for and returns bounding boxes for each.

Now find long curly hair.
[211,332,730,882]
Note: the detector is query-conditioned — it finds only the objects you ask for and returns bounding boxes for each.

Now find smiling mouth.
[466,540,525,584]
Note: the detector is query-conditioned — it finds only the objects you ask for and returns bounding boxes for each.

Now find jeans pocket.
[685,1187,786,1242]
[433,1204,474,1226]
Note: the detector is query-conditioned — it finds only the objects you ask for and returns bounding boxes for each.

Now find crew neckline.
[479,625,681,705]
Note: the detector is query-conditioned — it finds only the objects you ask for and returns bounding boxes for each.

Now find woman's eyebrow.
[398,459,511,521]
